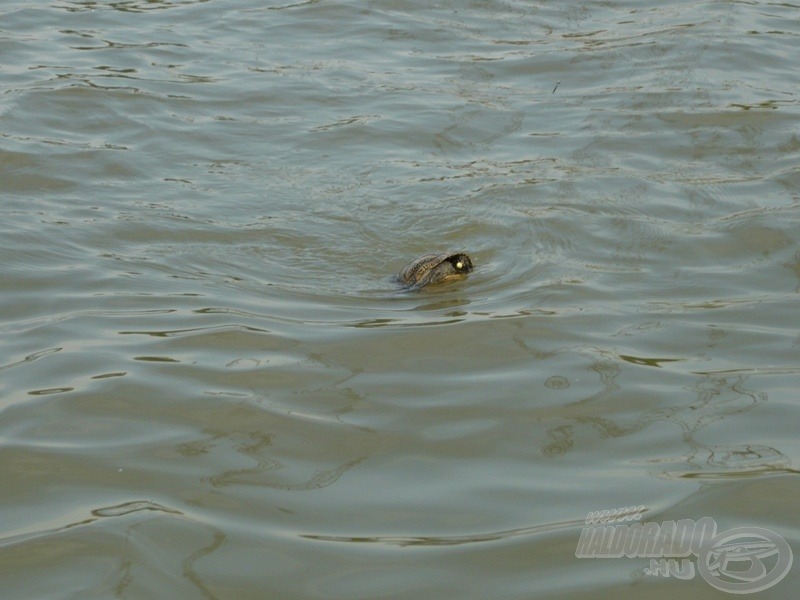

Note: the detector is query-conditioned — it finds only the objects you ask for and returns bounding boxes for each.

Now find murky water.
[2,1,799,598]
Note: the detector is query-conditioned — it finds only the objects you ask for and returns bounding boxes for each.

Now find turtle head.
[446,253,474,275]
[432,252,473,284]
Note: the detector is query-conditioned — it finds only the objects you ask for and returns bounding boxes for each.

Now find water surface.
[1,1,799,598]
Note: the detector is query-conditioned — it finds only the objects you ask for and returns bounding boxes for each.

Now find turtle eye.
[455,261,463,269]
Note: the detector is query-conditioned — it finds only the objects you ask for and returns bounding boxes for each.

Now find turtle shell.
[399,252,474,288]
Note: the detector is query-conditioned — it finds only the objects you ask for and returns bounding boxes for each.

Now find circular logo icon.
[698,526,793,594]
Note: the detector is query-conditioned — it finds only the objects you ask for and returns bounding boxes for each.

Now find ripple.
[27,387,74,396]
[55,0,211,13]
[302,517,585,548]
[0,346,62,371]
[545,376,570,390]
[92,500,183,518]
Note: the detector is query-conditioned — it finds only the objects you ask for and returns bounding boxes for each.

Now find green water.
[1,1,799,598]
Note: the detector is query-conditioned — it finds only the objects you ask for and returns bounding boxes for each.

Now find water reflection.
[618,354,683,368]
[302,517,586,548]
[0,347,62,371]
[541,424,574,457]
[175,378,374,492]
[540,357,794,479]
[93,500,183,518]
[545,375,570,389]
[0,500,183,548]
[56,0,211,13]
[187,425,369,491]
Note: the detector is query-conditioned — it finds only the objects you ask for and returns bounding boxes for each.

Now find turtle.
[398,252,474,288]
